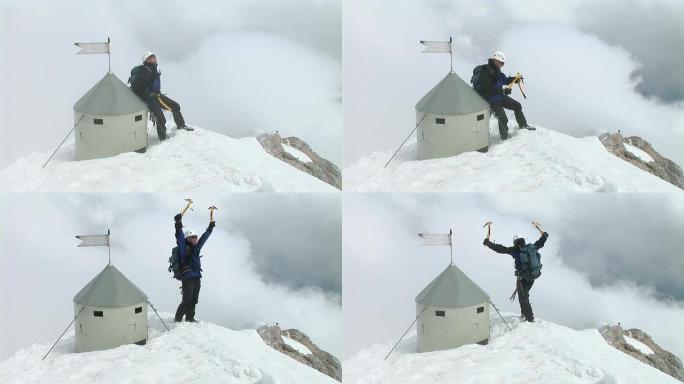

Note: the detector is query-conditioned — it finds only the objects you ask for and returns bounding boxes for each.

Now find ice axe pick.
[532,221,544,234]
[482,221,493,241]
[208,205,218,222]
[180,198,194,216]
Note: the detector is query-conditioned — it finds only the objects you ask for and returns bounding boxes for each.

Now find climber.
[173,210,214,322]
[471,51,533,140]
[483,222,548,322]
[129,52,193,141]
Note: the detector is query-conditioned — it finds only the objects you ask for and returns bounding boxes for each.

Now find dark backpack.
[470,64,488,93]
[168,246,190,280]
[128,65,145,86]
[518,244,542,280]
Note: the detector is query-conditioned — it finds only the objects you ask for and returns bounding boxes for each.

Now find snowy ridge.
[0,127,337,192]
[344,125,681,192]
[0,313,337,384]
[344,314,679,384]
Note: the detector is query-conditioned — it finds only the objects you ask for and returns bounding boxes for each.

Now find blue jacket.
[477,59,515,104]
[484,232,548,271]
[175,221,214,280]
[130,62,161,101]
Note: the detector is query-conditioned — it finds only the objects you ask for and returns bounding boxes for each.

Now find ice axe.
[482,221,493,241]
[532,221,544,234]
[180,198,194,216]
[208,205,218,222]
[517,77,527,99]
[506,73,527,99]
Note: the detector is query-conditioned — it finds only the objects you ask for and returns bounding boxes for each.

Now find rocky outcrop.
[600,132,684,189]
[258,133,341,190]
[257,324,341,382]
[600,324,684,382]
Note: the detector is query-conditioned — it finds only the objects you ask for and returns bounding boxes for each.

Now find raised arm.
[174,214,188,265]
[534,232,549,249]
[197,221,215,249]
[483,238,516,255]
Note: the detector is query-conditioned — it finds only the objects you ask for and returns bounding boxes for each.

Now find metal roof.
[415,72,490,115]
[73,72,147,115]
[73,264,148,307]
[415,264,490,308]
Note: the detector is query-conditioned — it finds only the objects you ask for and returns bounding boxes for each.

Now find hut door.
[129,323,137,333]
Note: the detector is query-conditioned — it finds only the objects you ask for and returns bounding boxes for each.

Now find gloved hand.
[483,238,490,245]
[208,221,216,228]
[174,213,182,222]
[504,88,512,95]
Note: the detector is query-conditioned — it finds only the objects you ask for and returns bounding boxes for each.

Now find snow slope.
[344,314,679,384]
[344,125,680,192]
[0,127,336,192]
[0,312,337,384]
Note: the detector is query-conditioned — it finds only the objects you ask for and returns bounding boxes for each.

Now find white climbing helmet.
[491,50,506,63]
[142,51,156,63]
[184,229,197,239]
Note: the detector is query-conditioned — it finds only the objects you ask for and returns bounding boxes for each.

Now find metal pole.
[147,301,170,331]
[384,113,427,168]
[449,229,453,265]
[449,36,453,73]
[107,229,111,265]
[384,307,427,360]
[43,307,85,360]
[42,114,85,168]
[489,300,512,332]
[107,37,111,73]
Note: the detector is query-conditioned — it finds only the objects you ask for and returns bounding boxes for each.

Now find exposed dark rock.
[257,324,341,381]
[600,132,684,189]
[600,324,684,382]
[258,133,341,190]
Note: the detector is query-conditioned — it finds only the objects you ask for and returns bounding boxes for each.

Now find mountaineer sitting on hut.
[129,52,192,141]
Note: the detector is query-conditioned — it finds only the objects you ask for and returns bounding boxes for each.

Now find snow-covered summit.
[0,312,338,384]
[343,125,681,192]
[0,127,337,192]
[343,314,680,384]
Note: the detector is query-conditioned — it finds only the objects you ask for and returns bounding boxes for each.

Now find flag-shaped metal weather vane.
[418,228,454,264]
[76,229,112,264]
[75,37,112,73]
[420,36,453,72]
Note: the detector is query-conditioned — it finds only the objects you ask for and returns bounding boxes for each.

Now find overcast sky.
[343,0,684,166]
[343,193,684,359]
[0,193,341,359]
[0,0,341,168]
